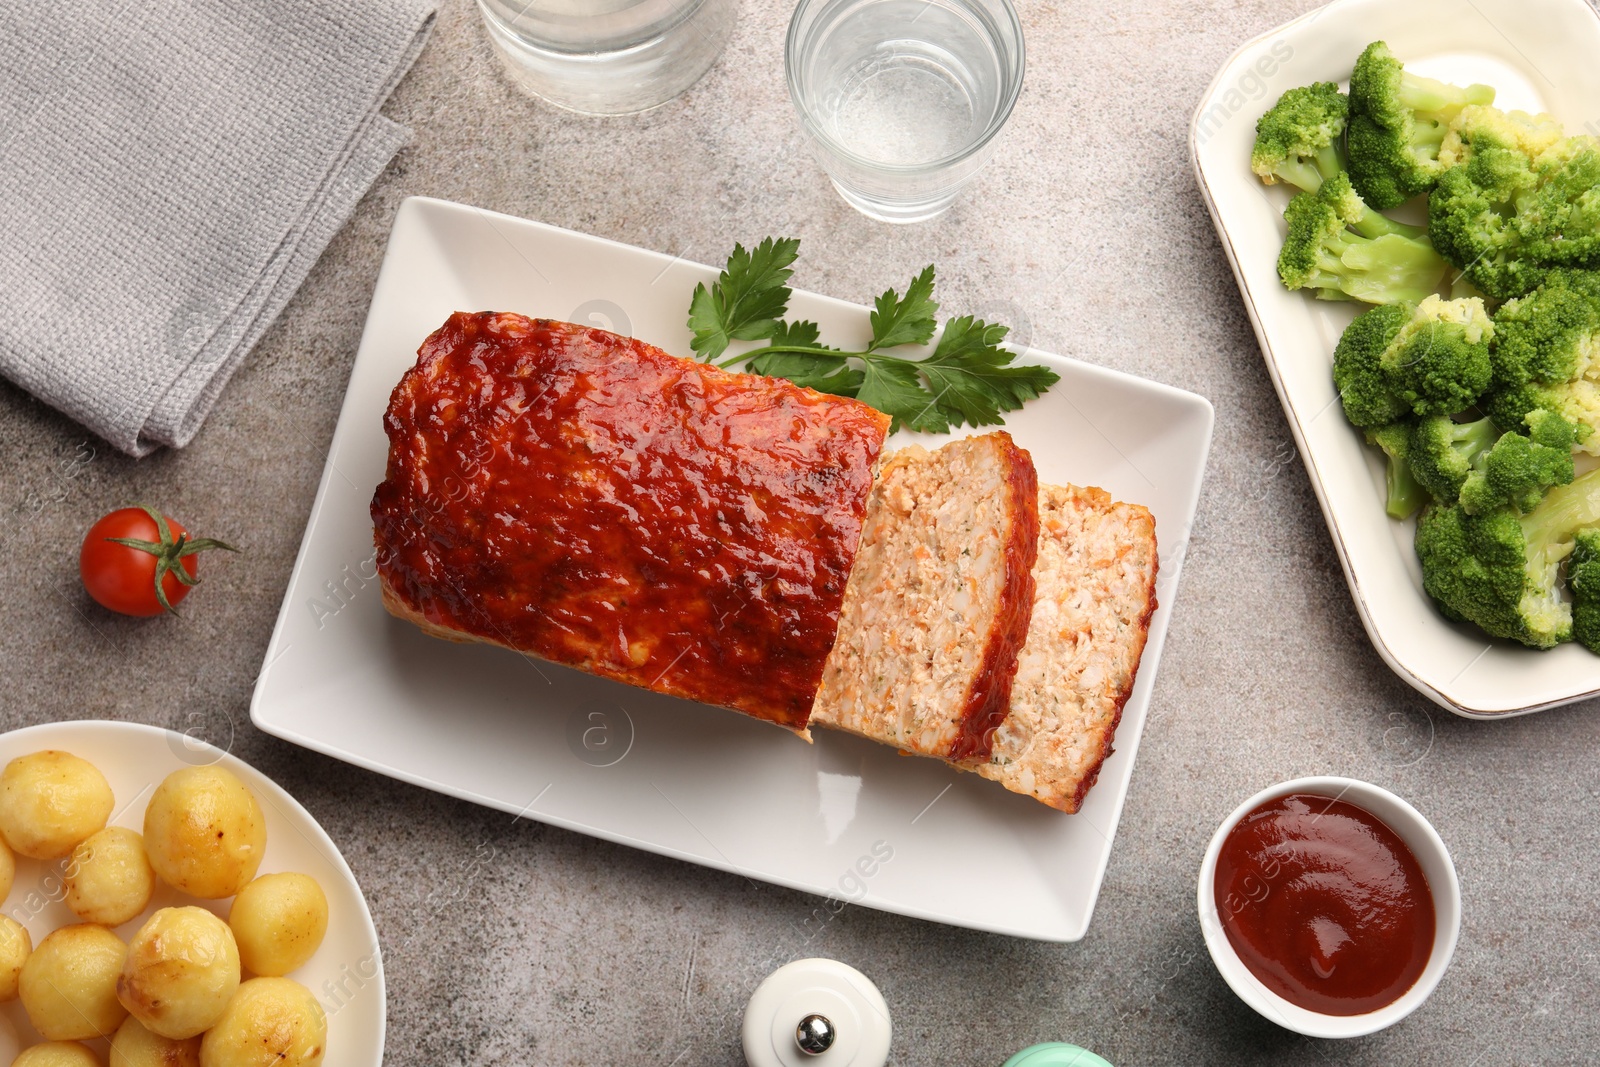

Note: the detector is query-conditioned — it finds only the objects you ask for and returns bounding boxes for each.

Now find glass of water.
[785,0,1024,223]
[477,0,737,116]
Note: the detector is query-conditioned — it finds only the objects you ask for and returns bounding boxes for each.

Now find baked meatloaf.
[809,432,1039,760]
[962,484,1158,812]
[371,312,891,732]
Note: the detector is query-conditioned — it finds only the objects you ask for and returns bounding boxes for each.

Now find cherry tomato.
[79,506,237,616]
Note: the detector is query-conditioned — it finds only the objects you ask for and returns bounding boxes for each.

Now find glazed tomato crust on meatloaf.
[371,312,891,730]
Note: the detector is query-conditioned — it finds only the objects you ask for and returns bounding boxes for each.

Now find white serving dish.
[1197,776,1461,1038]
[250,195,1213,942]
[0,720,384,1062]
[1189,0,1600,717]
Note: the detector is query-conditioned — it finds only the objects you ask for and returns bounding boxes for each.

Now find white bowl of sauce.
[1197,776,1461,1038]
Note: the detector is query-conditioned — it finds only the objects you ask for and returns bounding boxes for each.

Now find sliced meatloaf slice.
[961,483,1158,812]
[810,432,1039,759]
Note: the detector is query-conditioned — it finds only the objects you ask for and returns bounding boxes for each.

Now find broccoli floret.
[1459,410,1575,514]
[1437,105,1564,170]
[1568,529,1600,653]
[1416,466,1600,648]
[1332,295,1493,427]
[1333,305,1412,425]
[1367,422,1427,519]
[1429,135,1600,299]
[1409,411,1574,512]
[1384,295,1495,413]
[1348,116,1447,210]
[1484,270,1600,451]
[1251,82,1350,193]
[1350,42,1497,130]
[1279,173,1452,304]
[1408,415,1500,503]
[1347,41,1496,209]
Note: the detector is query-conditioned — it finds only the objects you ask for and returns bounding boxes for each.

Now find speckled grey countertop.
[3,1,1598,1063]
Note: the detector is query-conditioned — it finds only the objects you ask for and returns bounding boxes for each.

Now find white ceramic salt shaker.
[741,958,892,1067]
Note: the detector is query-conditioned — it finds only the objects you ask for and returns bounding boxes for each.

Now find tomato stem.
[105,505,239,614]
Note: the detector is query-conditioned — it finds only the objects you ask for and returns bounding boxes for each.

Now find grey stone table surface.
[2,0,1597,1063]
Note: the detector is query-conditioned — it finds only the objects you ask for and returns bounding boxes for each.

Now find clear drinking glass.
[477,0,738,116]
[785,0,1024,223]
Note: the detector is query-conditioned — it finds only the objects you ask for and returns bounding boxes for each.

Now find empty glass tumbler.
[477,0,737,115]
[786,0,1025,222]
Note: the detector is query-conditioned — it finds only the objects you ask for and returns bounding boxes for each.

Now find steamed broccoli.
[1279,173,1452,304]
[1407,411,1574,513]
[1408,415,1500,503]
[1568,529,1600,653]
[1332,295,1493,427]
[1349,42,1497,133]
[1367,422,1428,520]
[1416,466,1600,648]
[1333,306,1412,426]
[1429,135,1600,299]
[1348,117,1445,210]
[1437,105,1564,170]
[1347,42,1497,209]
[1251,82,1350,193]
[1459,410,1575,514]
[1483,270,1600,451]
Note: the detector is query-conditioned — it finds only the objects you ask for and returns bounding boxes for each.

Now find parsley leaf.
[687,237,800,360]
[689,239,1058,432]
[747,349,863,396]
[858,356,948,433]
[918,316,1062,428]
[868,265,938,350]
[745,320,862,394]
[767,320,834,350]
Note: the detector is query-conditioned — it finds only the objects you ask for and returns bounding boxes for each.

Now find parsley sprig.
[687,237,1059,432]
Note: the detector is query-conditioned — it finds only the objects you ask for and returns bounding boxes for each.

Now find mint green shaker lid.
[1001,1043,1114,1067]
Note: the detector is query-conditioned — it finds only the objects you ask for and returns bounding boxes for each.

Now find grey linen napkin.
[0,0,436,455]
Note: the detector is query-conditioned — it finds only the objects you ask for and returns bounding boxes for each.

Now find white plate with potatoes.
[0,720,382,1066]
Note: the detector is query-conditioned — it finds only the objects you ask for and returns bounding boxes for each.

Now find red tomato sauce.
[1214,793,1435,1016]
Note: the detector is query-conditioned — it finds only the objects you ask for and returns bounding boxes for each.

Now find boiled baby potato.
[117,907,240,1040]
[109,1016,201,1067]
[143,767,265,899]
[65,827,156,927]
[198,978,326,1067]
[19,923,128,1040]
[11,1043,102,1067]
[0,914,32,1000]
[228,873,328,977]
[0,835,14,900]
[0,751,114,859]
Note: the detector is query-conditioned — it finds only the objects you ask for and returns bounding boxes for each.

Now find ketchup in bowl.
[1213,793,1435,1016]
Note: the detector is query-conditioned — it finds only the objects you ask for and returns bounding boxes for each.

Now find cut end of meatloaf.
[961,483,1158,813]
[810,431,1039,759]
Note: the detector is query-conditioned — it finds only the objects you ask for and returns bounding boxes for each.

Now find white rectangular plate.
[1190,0,1600,718]
[251,196,1213,941]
